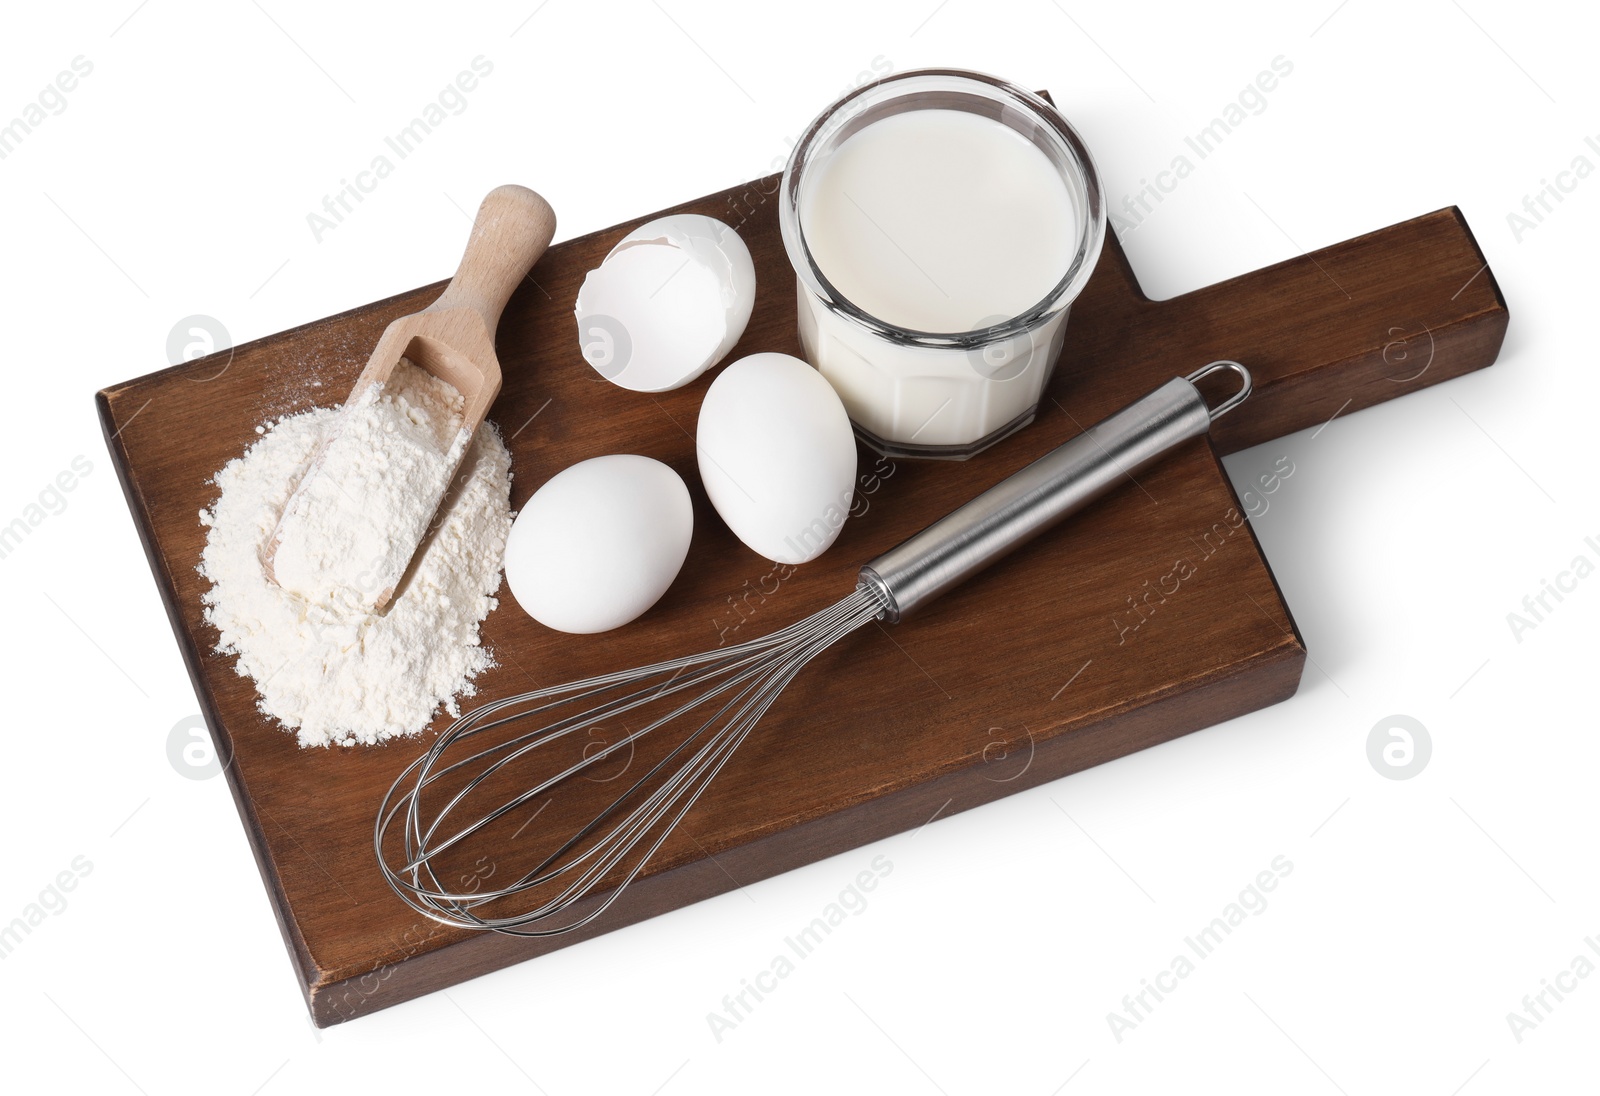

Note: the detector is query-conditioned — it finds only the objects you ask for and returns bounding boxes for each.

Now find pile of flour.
[199,360,513,747]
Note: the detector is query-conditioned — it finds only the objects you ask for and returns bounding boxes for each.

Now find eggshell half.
[574,214,756,393]
[504,455,693,634]
[696,353,857,564]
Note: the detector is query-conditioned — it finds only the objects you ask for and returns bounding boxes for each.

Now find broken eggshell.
[574,214,756,393]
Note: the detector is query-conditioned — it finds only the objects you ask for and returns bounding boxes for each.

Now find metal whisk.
[377,362,1251,936]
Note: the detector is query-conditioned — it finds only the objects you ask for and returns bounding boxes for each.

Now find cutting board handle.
[429,184,557,334]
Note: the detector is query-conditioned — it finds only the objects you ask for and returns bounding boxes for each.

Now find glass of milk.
[780,69,1105,459]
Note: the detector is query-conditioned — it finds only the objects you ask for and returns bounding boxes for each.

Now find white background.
[1,1,1594,1092]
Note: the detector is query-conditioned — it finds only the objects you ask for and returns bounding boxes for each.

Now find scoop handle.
[429,185,557,334]
[859,362,1252,622]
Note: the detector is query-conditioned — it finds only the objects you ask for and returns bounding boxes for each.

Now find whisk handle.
[859,362,1252,622]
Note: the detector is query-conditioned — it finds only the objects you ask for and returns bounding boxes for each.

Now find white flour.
[198,361,513,747]
[270,364,470,612]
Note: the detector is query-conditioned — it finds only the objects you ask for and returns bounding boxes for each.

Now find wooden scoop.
[263,184,556,611]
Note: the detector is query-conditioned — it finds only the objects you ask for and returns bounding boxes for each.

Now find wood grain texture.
[97,169,1505,1025]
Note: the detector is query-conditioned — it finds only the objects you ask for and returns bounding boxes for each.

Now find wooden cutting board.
[98,166,1506,1024]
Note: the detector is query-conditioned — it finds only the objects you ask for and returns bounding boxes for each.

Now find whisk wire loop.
[376,585,888,937]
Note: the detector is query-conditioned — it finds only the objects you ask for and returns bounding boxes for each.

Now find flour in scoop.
[198,359,513,747]
[270,362,470,611]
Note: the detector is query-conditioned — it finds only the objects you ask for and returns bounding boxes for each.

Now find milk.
[795,108,1082,452]
[801,109,1078,332]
